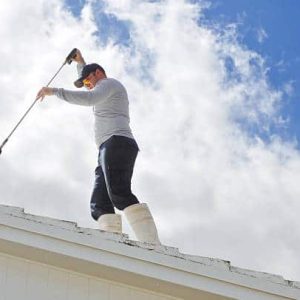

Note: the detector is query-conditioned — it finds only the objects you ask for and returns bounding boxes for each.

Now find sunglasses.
[82,72,96,85]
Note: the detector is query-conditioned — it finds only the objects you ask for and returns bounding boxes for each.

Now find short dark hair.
[74,63,106,88]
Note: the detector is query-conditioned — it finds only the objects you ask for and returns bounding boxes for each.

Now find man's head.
[74,63,106,89]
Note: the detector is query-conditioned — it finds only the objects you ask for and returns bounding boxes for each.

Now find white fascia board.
[0,205,299,300]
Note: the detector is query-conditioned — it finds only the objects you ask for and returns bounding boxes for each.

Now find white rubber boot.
[97,214,122,234]
[124,203,161,245]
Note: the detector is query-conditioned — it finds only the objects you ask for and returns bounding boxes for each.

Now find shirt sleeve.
[76,62,85,77]
[52,80,113,106]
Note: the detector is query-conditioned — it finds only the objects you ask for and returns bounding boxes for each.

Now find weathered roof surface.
[0,204,299,300]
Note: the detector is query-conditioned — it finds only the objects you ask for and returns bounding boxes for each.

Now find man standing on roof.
[36,49,160,245]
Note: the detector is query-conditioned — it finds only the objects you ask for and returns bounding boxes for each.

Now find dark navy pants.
[90,135,139,221]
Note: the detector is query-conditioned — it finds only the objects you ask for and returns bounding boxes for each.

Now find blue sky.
[203,0,300,144]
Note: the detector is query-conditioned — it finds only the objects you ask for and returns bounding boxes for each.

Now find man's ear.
[96,69,103,77]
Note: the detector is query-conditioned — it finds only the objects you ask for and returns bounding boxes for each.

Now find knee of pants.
[106,165,138,210]
[108,169,131,196]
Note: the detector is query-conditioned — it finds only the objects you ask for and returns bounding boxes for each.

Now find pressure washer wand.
[0,48,77,155]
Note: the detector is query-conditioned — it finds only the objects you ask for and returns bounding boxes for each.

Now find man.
[37,49,160,245]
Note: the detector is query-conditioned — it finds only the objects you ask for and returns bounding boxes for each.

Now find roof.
[0,204,299,300]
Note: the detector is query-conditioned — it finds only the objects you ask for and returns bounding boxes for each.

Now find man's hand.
[72,49,85,64]
[36,87,54,101]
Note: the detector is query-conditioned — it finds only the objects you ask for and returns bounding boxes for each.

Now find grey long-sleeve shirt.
[53,77,134,148]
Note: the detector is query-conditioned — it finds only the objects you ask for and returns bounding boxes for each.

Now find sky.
[0,0,300,283]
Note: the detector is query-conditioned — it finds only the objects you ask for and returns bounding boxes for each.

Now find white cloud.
[283,80,294,96]
[0,0,300,282]
[257,26,268,44]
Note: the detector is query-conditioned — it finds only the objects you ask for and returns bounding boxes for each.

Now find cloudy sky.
[1,0,300,282]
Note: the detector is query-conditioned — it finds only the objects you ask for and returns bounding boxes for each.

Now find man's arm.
[36,80,113,106]
[53,87,107,106]
[73,49,86,77]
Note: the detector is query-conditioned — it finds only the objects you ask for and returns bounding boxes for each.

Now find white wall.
[0,252,181,300]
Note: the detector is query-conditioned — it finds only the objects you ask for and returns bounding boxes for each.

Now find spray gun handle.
[65,48,78,65]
